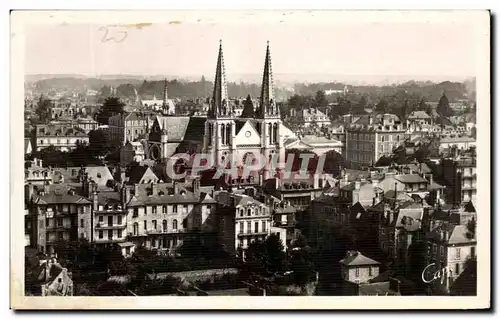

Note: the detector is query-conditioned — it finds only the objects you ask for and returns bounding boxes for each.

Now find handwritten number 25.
[98,26,127,43]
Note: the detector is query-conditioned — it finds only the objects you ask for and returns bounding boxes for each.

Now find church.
[202,41,296,180]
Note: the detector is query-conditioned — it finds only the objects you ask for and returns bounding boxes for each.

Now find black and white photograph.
[10,10,491,309]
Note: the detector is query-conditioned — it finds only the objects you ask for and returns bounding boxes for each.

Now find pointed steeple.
[163,78,168,103]
[210,40,230,118]
[258,41,279,118]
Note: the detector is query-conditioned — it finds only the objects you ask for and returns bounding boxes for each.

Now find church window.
[226,123,231,145]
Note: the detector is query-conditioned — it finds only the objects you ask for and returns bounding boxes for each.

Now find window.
[98,230,103,239]
[369,267,373,276]
[133,208,138,217]
[262,221,266,232]
[108,230,113,239]
[57,218,63,227]
[173,219,178,230]
[239,222,244,234]
[255,221,259,233]
[108,216,113,226]
[39,140,43,145]
[247,221,251,234]
[182,219,187,229]
[455,263,460,275]
[153,220,157,229]
[247,209,251,216]
[133,223,138,235]
[163,220,167,232]
[163,206,167,214]
[455,248,461,260]
[143,220,147,230]
[152,206,157,214]
[117,229,122,238]
[355,268,360,277]
[98,216,103,223]
[152,239,156,247]
[80,219,84,228]
[173,205,178,213]
[117,215,122,225]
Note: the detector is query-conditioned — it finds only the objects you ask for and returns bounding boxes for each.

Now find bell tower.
[204,40,235,167]
[257,41,284,180]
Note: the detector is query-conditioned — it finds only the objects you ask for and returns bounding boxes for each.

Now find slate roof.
[407,111,431,120]
[428,224,476,245]
[126,183,215,206]
[395,174,428,184]
[339,251,380,266]
[31,185,91,205]
[156,116,191,142]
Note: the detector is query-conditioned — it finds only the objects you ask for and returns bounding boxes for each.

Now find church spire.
[210,40,230,118]
[258,41,279,118]
[163,78,168,103]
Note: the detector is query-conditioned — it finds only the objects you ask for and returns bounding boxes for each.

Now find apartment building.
[345,114,406,168]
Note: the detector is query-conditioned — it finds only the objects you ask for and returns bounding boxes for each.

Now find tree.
[314,90,328,109]
[241,94,255,118]
[374,98,390,114]
[437,92,453,118]
[263,234,286,273]
[88,129,111,157]
[95,97,126,125]
[35,95,52,122]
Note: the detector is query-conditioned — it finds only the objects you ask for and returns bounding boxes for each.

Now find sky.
[23,12,483,83]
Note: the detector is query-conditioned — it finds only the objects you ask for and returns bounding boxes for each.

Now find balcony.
[94,238,127,244]
[46,225,71,231]
[95,223,127,230]
[237,231,269,237]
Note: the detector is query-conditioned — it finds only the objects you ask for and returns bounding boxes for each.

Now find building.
[345,114,406,169]
[425,223,476,295]
[339,250,380,284]
[120,141,146,166]
[108,111,153,146]
[202,41,287,181]
[38,258,74,296]
[74,116,99,133]
[140,79,176,115]
[439,136,476,152]
[441,155,477,204]
[27,184,93,255]
[34,124,89,152]
[216,191,272,252]
[123,180,217,253]
[290,108,331,128]
[284,134,344,157]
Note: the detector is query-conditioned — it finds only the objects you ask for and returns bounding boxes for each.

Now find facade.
[202,41,286,181]
[425,223,476,295]
[120,141,146,166]
[441,155,477,204]
[27,184,93,255]
[123,180,217,253]
[345,114,406,168]
[291,108,331,127]
[108,111,153,146]
[34,124,89,152]
[339,250,380,284]
[216,191,272,252]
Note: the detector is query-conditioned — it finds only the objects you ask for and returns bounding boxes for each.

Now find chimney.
[192,177,200,198]
[369,116,373,125]
[355,181,361,190]
[134,183,139,196]
[150,181,157,196]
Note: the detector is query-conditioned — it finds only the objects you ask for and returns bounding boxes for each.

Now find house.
[123,180,217,253]
[27,184,93,255]
[120,141,146,166]
[425,223,477,295]
[441,155,477,204]
[439,136,476,152]
[339,250,380,284]
[216,191,272,253]
[108,111,153,146]
[284,134,344,157]
[291,108,331,127]
[38,258,74,296]
[345,114,406,169]
[34,124,89,152]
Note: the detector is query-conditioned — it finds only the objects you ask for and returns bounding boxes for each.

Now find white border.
[9,9,491,310]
